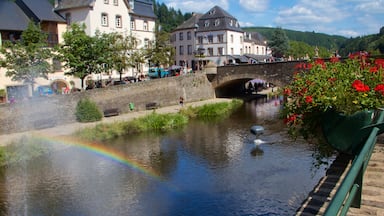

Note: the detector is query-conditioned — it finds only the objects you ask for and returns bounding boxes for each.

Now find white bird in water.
[254,139,266,146]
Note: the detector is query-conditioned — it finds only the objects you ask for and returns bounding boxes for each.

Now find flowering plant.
[282,53,384,140]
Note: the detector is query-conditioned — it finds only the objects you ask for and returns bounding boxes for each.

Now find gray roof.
[55,0,94,11]
[22,0,65,22]
[130,0,156,19]
[196,6,242,33]
[0,0,30,31]
[244,32,266,45]
[174,13,202,31]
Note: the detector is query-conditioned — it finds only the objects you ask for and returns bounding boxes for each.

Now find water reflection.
[0,98,331,215]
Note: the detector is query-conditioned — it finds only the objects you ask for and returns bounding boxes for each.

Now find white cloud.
[239,21,256,27]
[354,0,384,14]
[239,0,269,12]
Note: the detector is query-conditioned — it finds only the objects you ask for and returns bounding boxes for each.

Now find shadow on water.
[0,97,333,215]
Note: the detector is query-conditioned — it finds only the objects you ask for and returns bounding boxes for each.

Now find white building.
[171,6,270,70]
[55,0,131,36]
[129,0,156,76]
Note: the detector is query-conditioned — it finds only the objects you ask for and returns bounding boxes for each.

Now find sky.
[157,0,384,38]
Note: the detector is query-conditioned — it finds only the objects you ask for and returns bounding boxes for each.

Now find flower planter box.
[321,110,384,155]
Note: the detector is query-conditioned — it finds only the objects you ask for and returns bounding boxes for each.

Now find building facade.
[171,6,270,70]
[0,0,67,101]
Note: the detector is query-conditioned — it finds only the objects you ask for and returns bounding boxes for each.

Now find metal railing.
[324,111,384,215]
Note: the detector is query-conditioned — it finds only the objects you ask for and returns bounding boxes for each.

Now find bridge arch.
[207,61,302,97]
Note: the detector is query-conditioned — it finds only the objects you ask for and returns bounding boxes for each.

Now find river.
[0,97,331,216]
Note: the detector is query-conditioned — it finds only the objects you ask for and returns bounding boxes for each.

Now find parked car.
[36,85,53,96]
[148,67,169,78]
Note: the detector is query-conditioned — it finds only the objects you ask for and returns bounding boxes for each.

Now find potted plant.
[281,53,384,154]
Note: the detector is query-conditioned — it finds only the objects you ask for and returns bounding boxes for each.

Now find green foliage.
[0,136,52,167]
[0,21,53,90]
[75,99,242,141]
[339,28,384,56]
[244,26,347,50]
[75,98,103,122]
[154,1,192,33]
[146,30,175,67]
[288,41,331,59]
[268,27,289,58]
[56,23,96,89]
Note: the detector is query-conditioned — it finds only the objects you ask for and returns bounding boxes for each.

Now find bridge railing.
[324,110,384,216]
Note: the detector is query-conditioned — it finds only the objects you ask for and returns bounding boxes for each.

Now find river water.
[0,98,331,216]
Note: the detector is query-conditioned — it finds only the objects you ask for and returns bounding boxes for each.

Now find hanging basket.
[321,110,375,155]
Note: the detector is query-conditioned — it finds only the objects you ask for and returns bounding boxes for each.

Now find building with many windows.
[171,6,270,70]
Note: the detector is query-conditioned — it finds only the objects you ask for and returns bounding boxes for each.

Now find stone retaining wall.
[0,73,215,135]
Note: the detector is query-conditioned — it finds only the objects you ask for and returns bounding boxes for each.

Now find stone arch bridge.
[206,61,303,97]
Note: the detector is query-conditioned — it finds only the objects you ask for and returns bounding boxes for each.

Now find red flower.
[284,114,297,124]
[352,80,370,92]
[330,57,339,63]
[374,84,384,95]
[305,96,313,103]
[375,59,384,69]
[283,88,291,96]
[328,77,337,83]
[369,66,378,73]
[315,58,326,69]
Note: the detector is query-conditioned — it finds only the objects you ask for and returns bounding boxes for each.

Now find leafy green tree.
[0,21,52,91]
[146,30,174,67]
[268,27,289,58]
[56,23,99,89]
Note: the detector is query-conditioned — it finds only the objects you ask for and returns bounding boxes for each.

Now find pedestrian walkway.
[296,142,384,216]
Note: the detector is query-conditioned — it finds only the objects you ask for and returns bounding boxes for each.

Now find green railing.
[324,111,384,215]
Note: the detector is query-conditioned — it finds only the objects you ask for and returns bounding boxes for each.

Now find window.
[218,47,223,56]
[179,32,183,41]
[207,35,213,43]
[104,0,109,4]
[207,48,213,56]
[204,20,209,27]
[197,36,203,44]
[144,21,148,31]
[230,34,233,43]
[230,20,233,26]
[101,13,108,26]
[214,19,220,26]
[187,31,191,40]
[144,38,149,48]
[179,46,184,55]
[113,0,118,5]
[217,34,223,43]
[240,36,243,43]
[240,48,243,55]
[115,15,122,28]
[130,18,135,30]
[188,45,192,55]
[65,13,71,25]
[231,48,234,55]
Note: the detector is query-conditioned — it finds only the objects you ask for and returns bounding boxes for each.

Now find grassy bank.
[75,99,243,141]
[0,99,242,166]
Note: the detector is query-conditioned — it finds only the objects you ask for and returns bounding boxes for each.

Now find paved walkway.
[296,142,384,216]
[0,98,232,145]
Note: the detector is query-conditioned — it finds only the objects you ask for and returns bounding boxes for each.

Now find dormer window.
[204,20,209,27]
[230,20,233,26]
[214,19,220,26]
[209,9,215,15]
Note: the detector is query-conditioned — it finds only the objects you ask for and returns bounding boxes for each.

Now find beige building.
[171,6,271,70]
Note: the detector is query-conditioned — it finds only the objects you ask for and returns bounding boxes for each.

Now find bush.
[75,98,103,122]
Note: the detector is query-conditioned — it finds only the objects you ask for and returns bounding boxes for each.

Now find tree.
[56,23,98,89]
[0,21,52,92]
[146,30,174,67]
[268,27,289,58]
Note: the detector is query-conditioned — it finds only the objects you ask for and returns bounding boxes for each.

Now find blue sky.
[157,0,384,38]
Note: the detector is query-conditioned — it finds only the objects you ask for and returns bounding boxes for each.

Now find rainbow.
[31,133,164,181]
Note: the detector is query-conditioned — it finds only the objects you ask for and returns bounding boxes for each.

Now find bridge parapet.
[211,61,304,88]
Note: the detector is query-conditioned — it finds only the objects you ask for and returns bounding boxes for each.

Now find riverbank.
[0,98,232,145]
